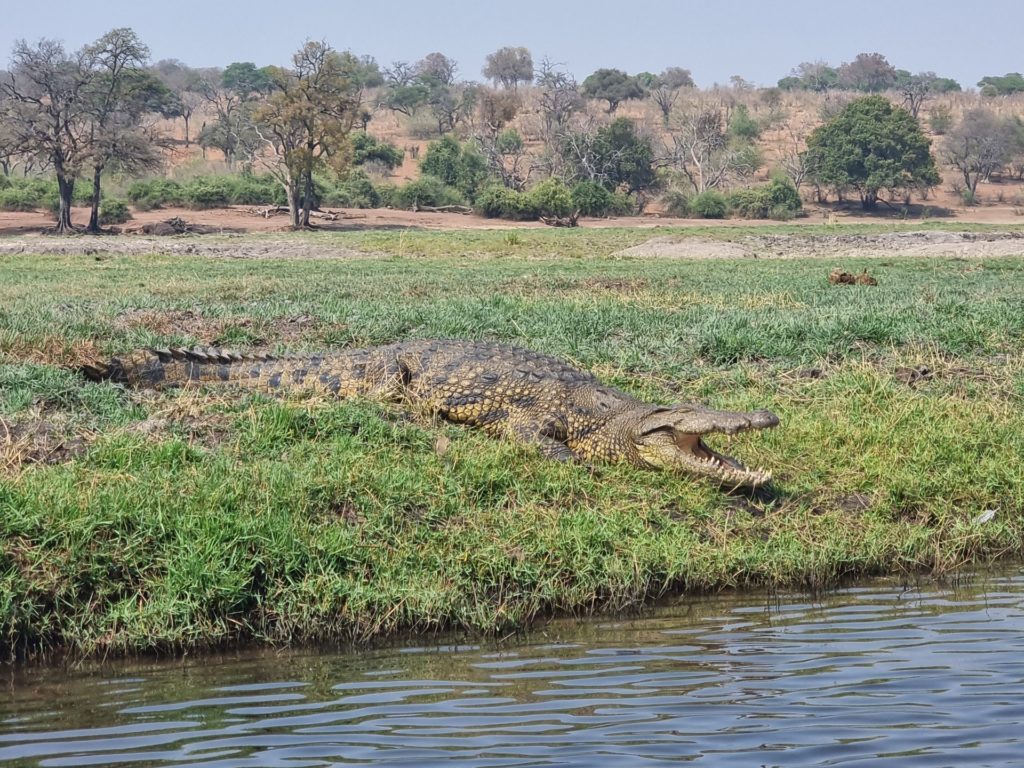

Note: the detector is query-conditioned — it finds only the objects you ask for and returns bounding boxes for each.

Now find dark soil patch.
[1,415,89,473]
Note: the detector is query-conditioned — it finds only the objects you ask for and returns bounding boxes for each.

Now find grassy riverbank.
[2,226,1024,660]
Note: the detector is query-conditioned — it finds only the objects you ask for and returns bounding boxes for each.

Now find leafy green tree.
[805,95,939,209]
[222,61,273,97]
[420,135,489,199]
[977,72,1024,95]
[381,81,429,116]
[196,62,274,168]
[561,117,656,194]
[581,68,645,113]
[778,61,839,92]
[350,132,403,169]
[425,81,476,136]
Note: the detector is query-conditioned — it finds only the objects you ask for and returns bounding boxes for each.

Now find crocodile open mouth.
[674,432,773,488]
[636,407,779,488]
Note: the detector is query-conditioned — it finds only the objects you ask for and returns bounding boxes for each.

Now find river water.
[2,572,1023,767]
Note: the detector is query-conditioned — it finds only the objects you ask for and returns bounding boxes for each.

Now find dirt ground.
[1,213,1023,262]
[2,197,1024,241]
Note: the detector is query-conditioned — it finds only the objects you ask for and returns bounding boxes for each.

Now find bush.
[928,105,954,135]
[570,181,615,217]
[390,175,466,210]
[660,189,691,217]
[526,178,573,218]
[231,174,283,206]
[476,185,537,220]
[126,178,185,210]
[420,136,489,200]
[728,177,802,219]
[320,171,381,209]
[690,190,728,219]
[183,177,233,209]
[99,199,131,225]
[351,132,404,170]
[729,104,761,141]
[0,187,41,212]
[0,178,63,211]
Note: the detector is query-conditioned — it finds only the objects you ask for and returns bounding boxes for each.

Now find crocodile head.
[632,405,780,488]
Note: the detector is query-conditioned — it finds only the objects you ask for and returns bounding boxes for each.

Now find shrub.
[390,175,466,210]
[476,185,537,220]
[660,189,691,217]
[420,136,489,201]
[0,187,41,212]
[690,190,728,219]
[728,177,802,219]
[570,180,615,217]
[376,182,398,208]
[351,132,404,170]
[231,174,283,206]
[526,178,573,218]
[126,178,186,210]
[729,104,761,140]
[320,171,381,209]
[99,199,131,225]
[928,105,954,135]
[183,177,235,209]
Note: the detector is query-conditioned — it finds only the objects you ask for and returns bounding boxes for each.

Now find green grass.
[2,225,1024,660]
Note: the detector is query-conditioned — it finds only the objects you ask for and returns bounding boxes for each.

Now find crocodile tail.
[79,347,279,390]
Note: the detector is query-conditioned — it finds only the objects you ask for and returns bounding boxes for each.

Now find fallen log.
[412,204,474,214]
[540,210,581,228]
[246,206,340,221]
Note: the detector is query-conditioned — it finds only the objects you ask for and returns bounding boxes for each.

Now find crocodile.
[81,340,779,487]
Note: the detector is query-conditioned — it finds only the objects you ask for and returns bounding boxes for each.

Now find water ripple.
[2,572,1023,766]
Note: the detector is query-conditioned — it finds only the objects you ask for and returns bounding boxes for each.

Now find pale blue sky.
[1,0,1019,88]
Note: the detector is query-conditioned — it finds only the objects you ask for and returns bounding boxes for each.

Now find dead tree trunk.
[87,164,103,233]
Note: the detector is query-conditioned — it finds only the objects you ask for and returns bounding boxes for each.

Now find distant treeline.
[2,30,1023,232]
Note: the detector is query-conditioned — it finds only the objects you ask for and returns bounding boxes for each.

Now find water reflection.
[2,573,1023,766]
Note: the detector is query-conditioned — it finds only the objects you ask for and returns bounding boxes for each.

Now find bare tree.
[195,63,268,169]
[383,60,418,86]
[535,58,582,143]
[837,52,897,92]
[665,101,759,193]
[650,67,694,123]
[943,109,1018,196]
[152,58,204,144]
[776,125,813,190]
[81,28,164,232]
[416,52,457,85]
[0,39,96,232]
[475,127,532,191]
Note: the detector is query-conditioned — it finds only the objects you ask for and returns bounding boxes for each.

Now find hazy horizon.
[1,0,1021,89]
